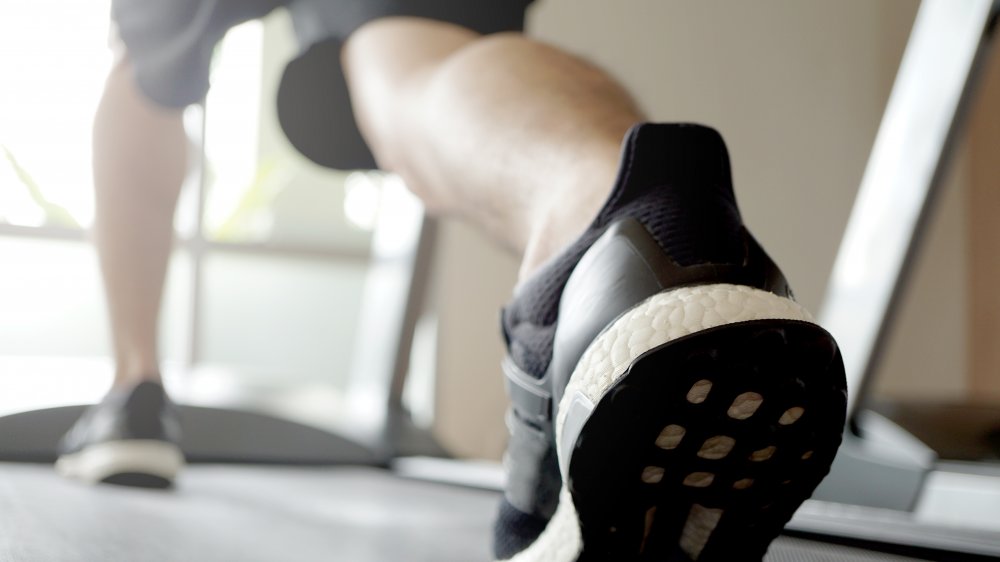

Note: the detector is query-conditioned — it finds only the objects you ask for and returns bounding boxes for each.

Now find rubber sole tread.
[568,319,847,561]
[101,472,173,489]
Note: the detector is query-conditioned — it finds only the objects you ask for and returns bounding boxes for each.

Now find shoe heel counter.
[549,218,674,406]
[123,383,180,442]
[549,218,792,407]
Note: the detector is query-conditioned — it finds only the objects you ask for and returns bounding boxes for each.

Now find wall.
[430,0,971,460]
[967,38,1000,401]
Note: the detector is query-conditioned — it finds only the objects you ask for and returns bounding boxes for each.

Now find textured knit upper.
[494,123,756,560]
[59,381,181,455]
[502,123,744,381]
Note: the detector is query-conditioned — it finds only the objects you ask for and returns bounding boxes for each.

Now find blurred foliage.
[210,156,286,241]
[1,144,81,229]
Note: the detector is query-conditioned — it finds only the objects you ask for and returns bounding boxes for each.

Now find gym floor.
[0,462,935,562]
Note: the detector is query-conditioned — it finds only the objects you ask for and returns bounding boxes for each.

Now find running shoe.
[494,123,847,561]
[56,381,184,489]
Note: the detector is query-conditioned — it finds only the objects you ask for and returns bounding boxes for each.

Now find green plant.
[1,144,80,229]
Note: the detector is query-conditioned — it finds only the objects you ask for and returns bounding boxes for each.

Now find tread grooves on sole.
[726,392,764,420]
[655,424,687,449]
[565,321,846,562]
[686,380,713,404]
[696,436,735,460]
[778,406,805,425]
[503,286,847,562]
[639,506,658,554]
[679,504,723,560]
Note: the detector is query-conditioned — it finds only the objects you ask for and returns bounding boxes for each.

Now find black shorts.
[113,0,533,169]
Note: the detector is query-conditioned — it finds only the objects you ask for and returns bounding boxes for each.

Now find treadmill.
[1,0,999,559]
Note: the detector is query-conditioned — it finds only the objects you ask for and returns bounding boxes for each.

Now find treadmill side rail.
[812,411,936,512]
[818,0,998,420]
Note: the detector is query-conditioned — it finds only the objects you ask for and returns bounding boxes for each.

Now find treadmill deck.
[0,463,931,561]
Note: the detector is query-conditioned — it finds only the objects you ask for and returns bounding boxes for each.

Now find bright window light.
[203,22,266,239]
[0,1,112,228]
[0,6,376,420]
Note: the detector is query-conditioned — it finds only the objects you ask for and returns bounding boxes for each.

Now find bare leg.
[344,20,847,562]
[342,19,645,279]
[92,56,186,388]
[57,54,188,487]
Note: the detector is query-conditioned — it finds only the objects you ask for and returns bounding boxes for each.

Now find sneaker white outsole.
[56,440,185,485]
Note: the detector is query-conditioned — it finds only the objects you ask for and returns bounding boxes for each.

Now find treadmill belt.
[0,463,929,561]
[0,464,498,561]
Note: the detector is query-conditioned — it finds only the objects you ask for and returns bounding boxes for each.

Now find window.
[0,6,389,427]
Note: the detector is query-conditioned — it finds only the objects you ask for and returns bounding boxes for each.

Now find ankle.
[518,161,617,281]
[113,365,162,390]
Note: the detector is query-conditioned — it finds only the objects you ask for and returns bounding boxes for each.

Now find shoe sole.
[56,440,184,489]
[504,284,847,562]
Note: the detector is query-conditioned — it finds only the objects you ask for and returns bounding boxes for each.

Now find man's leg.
[343,19,644,278]
[92,55,186,387]
[343,18,847,562]
[55,54,186,488]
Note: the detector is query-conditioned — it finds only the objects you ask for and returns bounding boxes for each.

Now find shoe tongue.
[595,123,737,227]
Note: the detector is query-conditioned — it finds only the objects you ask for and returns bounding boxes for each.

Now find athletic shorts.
[112,0,534,169]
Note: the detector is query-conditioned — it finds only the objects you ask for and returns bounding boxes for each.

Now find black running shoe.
[494,123,847,561]
[56,381,184,488]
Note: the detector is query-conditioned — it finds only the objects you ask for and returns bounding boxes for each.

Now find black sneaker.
[494,124,847,561]
[56,381,184,488]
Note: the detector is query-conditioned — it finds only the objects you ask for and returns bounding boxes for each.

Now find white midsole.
[56,440,185,483]
[501,284,814,562]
